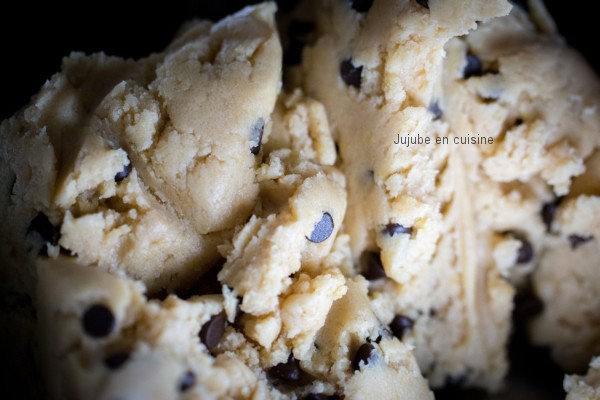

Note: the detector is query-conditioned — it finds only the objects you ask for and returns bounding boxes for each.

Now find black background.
[0,1,591,399]
[0,1,595,120]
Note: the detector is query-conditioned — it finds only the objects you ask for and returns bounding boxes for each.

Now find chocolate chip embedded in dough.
[179,370,196,392]
[514,289,544,321]
[568,234,593,249]
[27,212,60,246]
[516,237,533,264]
[308,212,334,243]
[381,223,413,237]
[541,197,563,232]
[82,304,115,338]
[268,354,301,383]
[463,53,483,79]
[389,315,414,340]
[428,101,443,120]
[199,313,227,351]
[360,251,386,281]
[104,352,130,370]
[348,0,374,13]
[250,118,265,155]
[352,343,376,371]
[340,59,363,89]
[416,0,429,9]
[114,161,132,183]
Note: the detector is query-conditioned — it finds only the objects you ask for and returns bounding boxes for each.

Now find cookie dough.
[441,2,600,372]
[565,357,600,400]
[2,4,436,398]
[301,0,514,390]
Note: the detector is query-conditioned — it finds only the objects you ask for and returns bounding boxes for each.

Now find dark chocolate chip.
[353,343,376,371]
[568,235,593,249]
[514,118,524,126]
[250,118,265,155]
[463,53,483,79]
[503,231,534,264]
[381,223,413,237]
[82,304,115,338]
[516,237,533,264]
[416,0,429,9]
[179,370,196,392]
[104,352,130,370]
[308,212,334,243]
[347,0,374,13]
[360,251,386,281]
[514,290,544,321]
[541,197,563,232]
[428,101,443,120]
[268,354,301,383]
[340,59,362,89]
[199,313,226,351]
[114,161,132,183]
[389,315,414,340]
[27,212,60,246]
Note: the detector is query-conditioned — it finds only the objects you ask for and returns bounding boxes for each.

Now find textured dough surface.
[3,0,600,398]
[301,0,514,390]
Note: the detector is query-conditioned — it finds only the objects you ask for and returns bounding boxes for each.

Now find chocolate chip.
[514,118,524,126]
[516,237,533,264]
[27,212,60,246]
[114,161,132,182]
[514,290,544,321]
[389,315,414,340]
[416,0,429,9]
[463,53,483,79]
[353,343,376,371]
[541,197,563,232]
[82,304,115,338]
[268,354,301,383]
[347,0,374,13]
[104,352,130,370]
[503,231,533,264]
[179,370,196,392]
[381,223,413,237]
[199,313,226,351]
[568,235,593,249]
[360,251,386,280]
[340,59,362,89]
[308,212,334,243]
[428,101,443,120]
[250,118,265,155]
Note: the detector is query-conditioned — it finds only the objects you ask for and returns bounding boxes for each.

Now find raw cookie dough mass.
[2,0,600,399]
[301,0,514,390]
[1,4,433,399]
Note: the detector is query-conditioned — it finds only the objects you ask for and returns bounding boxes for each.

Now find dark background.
[0,1,595,120]
[0,1,590,399]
